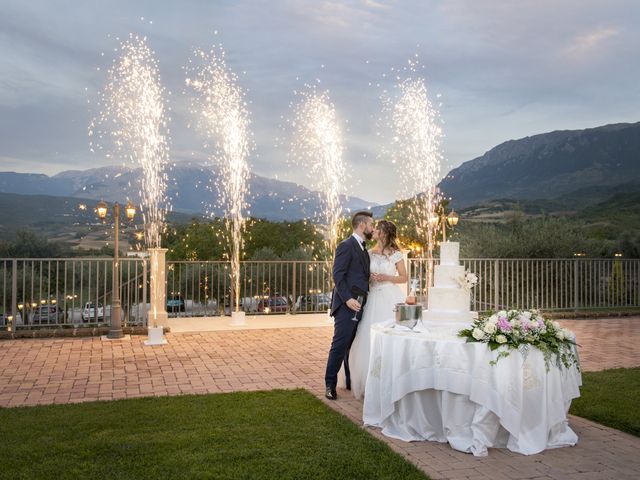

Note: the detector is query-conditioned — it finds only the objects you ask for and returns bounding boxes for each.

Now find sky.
[1,0,639,204]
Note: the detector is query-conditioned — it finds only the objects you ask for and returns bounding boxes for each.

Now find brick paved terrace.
[1,316,639,479]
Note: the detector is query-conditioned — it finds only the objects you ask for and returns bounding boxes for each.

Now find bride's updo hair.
[376,220,400,253]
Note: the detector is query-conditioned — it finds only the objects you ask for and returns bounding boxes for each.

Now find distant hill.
[2,121,639,228]
[0,163,376,221]
[0,192,195,244]
[439,122,640,208]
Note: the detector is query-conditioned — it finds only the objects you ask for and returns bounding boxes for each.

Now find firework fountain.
[385,73,443,289]
[90,34,170,340]
[185,43,252,325]
[90,34,170,249]
[289,86,347,266]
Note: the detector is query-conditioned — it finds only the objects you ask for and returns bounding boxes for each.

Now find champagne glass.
[351,295,364,321]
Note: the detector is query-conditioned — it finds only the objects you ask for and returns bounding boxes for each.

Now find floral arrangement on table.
[456,271,478,292]
[458,309,580,371]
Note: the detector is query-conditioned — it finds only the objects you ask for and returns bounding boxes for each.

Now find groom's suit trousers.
[325,303,359,389]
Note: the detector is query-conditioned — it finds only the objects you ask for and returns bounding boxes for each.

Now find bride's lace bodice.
[369,250,403,290]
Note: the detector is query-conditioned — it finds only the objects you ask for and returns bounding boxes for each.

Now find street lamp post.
[97,200,136,339]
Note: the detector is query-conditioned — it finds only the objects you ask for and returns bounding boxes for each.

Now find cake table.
[362,321,582,456]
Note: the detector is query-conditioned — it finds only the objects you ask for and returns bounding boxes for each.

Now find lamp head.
[97,200,108,220]
[125,201,136,221]
[447,210,459,227]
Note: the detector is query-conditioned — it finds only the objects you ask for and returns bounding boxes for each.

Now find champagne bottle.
[406,278,417,305]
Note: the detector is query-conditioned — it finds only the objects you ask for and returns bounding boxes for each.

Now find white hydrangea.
[496,334,508,344]
[488,314,498,324]
[472,328,486,340]
[483,322,497,334]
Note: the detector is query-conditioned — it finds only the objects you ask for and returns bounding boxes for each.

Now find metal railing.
[409,258,640,312]
[2,257,639,331]
[165,260,333,317]
[0,258,148,330]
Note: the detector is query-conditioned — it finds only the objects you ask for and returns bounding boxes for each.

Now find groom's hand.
[346,298,361,312]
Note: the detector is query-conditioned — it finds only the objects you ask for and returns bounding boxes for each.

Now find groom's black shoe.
[325,387,337,400]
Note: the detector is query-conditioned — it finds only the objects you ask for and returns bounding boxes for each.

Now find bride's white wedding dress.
[342,250,405,399]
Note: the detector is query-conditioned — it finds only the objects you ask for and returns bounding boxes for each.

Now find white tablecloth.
[362,321,582,456]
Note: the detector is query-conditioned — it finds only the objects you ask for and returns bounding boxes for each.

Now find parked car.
[295,293,332,312]
[32,305,64,324]
[82,302,104,322]
[0,312,22,326]
[240,297,260,313]
[166,294,186,313]
[256,295,289,313]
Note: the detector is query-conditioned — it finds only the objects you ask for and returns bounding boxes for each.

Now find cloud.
[561,26,620,61]
[0,1,639,203]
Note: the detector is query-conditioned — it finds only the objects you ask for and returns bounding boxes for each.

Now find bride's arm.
[393,258,408,284]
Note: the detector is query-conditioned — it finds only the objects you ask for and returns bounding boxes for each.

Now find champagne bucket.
[394,303,422,329]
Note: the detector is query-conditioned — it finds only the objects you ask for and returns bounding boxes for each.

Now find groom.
[324,211,374,400]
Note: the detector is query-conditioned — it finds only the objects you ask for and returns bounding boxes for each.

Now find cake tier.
[440,242,460,266]
[434,264,465,288]
[422,310,474,324]
[427,286,470,312]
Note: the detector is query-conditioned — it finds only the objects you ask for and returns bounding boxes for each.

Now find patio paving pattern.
[1,316,639,479]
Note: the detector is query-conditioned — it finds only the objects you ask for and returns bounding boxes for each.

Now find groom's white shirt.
[352,233,365,250]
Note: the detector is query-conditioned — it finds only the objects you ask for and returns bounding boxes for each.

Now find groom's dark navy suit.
[325,235,370,391]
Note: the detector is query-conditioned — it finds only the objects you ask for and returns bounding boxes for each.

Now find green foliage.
[164,218,325,261]
[0,390,428,480]
[456,217,605,258]
[570,367,640,437]
[164,218,226,261]
[0,230,70,258]
[384,199,421,246]
[245,219,324,260]
[577,191,640,240]
[609,260,626,304]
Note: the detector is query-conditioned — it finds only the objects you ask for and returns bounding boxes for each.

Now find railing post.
[291,261,296,315]
[11,259,17,330]
[494,259,499,311]
[142,258,148,327]
[573,259,579,310]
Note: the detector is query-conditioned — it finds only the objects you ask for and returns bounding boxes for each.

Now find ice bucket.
[394,303,422,329]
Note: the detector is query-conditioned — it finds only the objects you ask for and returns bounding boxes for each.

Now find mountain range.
[1,121,639,235]
[439,122,640,208]
[0,163,374,221]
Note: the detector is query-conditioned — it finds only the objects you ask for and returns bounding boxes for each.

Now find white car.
[82,302,104,322]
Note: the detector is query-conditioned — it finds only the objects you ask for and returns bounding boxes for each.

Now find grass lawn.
[570,367,640,437]
[0,389,428,480]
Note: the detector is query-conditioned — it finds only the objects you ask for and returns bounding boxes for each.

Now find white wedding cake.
[422,242,477,324]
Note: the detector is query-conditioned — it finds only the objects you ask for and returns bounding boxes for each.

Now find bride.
[345,219,407,399]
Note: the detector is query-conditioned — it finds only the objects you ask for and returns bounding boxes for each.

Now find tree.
[4,230,69,258]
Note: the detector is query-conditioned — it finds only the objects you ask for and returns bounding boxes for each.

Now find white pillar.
[146,247,168,345]
[230,310,246,326]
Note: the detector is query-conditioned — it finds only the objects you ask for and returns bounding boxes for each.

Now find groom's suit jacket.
[330,235,370,317]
